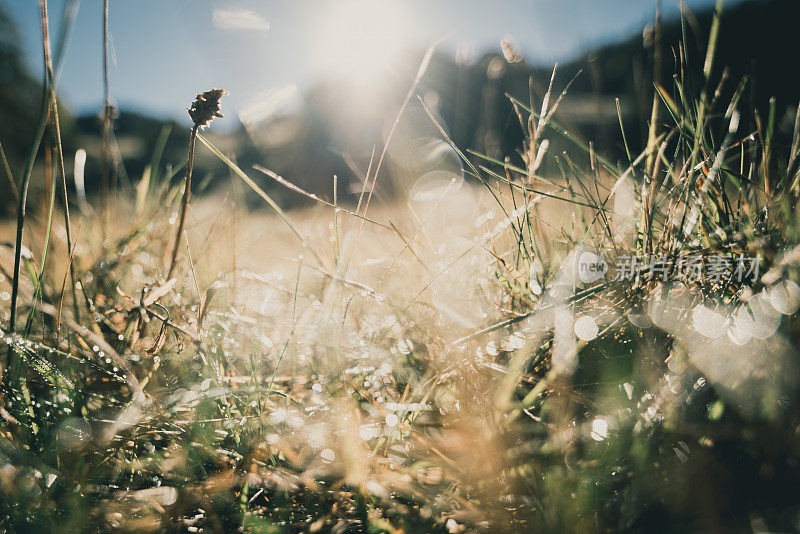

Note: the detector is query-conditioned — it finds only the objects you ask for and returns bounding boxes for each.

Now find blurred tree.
[0,4,42,215]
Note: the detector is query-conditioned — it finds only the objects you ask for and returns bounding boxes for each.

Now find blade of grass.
[252,164,391,230]
[8,0,75,334]
[197,133,325,269]
[40,0,80,328]
[506,94,619,174]
[101,0,112,233]
[24,144,58,337]
[0,141,18,202]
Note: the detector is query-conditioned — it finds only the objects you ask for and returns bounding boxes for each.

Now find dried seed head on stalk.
[168,88,228,279]
[188,88,227,129]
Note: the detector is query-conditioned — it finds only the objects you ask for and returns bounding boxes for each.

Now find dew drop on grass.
[735,292,781,340]
[269,407,287,424]
[308,430,325,450]
[385,413,399,427]
[622,382,633,400]
[397,339,413,354]
[574,316,599,341]
[727,320,752,345]
[359,426,379,441]
[530,279,543,295]
[320,448,335,463]
[409,170,463,203]
[691,305,728,339]
[769,280,800,315]
[287,414,305,429]
[627,309,650,328]
[56,418,92,451]
[591,418,609,441]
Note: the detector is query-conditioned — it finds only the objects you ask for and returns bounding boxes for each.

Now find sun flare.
[310,0,408,84]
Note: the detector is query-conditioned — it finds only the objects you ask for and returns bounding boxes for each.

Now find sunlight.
[310,0,408,85]
[3,0,800,530]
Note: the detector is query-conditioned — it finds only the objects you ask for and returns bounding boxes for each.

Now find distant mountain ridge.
[1,0,797,213]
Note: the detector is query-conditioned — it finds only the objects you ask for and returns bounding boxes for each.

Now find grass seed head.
[188,88,227,128]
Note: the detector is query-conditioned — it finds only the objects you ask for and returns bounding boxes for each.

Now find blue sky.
[5,0,732,127]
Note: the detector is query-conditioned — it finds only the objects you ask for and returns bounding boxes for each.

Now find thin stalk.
[645,0,662,178]
[40,0,80,327]
[763,97,775,196]
[9,0,58,333]
[101,0,112,233]
[167,125,198,280]
[24,143,57,337]
[8,130,45,333]
[677,0,725,239]
[0,141,18,202]
[689,0,725,179]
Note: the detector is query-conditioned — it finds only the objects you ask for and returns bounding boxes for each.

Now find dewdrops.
[56,417,92,451]
[501,332,526,352]
[311,383,323,394]
[727,320,752,345]
[269,407,287,424]
[287,413,305,429]
[574,316,599,341]
[397,339,413,354]
[359,425,381,441]
[769,280,800,315]
[691,304,728,339]
[622,382,633,400]
[530,280,543,295]
[591,417,609,441]
[307,428,325,450]
[320,448,335,463]
[385,413,399,427]
[734,292,781,340]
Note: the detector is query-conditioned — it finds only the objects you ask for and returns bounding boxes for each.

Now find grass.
[2,0,800,532]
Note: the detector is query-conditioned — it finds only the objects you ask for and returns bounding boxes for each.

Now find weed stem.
[167,125,198,280]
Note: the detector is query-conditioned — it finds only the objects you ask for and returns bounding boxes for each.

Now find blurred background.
[1,0,797,215]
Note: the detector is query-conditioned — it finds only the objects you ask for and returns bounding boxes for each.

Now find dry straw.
[166,88,226,280]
